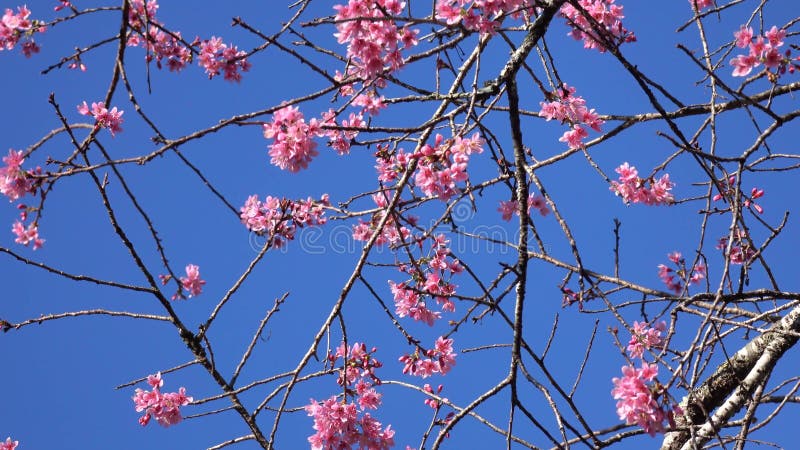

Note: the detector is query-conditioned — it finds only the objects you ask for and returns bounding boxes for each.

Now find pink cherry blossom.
[196,36,251,82]
[434,0,533,36]
[333,0,419,82]
[125,0,194,73]
[689,0,713,10]
[609,162,674,206]
[658,252,705,294]
[559,0,636,53]
[499,194,550,221]
[12,220,44,250]
[540,83,604,149]
[0,150,38,202]
[399,336,457,378]
[413,133,483,201]
[132,372,192,428]
[305,397,395,450]
[611,362,681,436]
[717,229,755,265]
[0,438,17,450]
[240,193,329,248]
[77,101,124,136]
[626,321,665,359]
[263,105,322,172]
[498,200,516,221]
[178,264,205,298]
[1,6,43,56]
[730,24,795,78]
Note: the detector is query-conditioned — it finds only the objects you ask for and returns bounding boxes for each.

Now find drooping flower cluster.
[0,150,38,202]
[498,193,550,221]
[612,321,681,436]
[0,438,17,450]
[657,252,705,295]
[713,175,765,214]
[2,150,44,250]
[435,0,534,35]
[1,6,44,57]
[239,194,329,248]
[559,0,636,53]
[730,25,797,78]
[11,219,43,250]
[132,373,192,428]
[609,162,674,206]
[388,234,462,325]
[413,133,484,201]
[126,0,250,80]
[196,36,251,82]
[399,336,457,378]
[539,83,604,149]
[352,192,414,247]
[305,343,394,450]
[333,0,419,82]
[126,0,193,72]
[77,101,124,136]
[716,228,755,265]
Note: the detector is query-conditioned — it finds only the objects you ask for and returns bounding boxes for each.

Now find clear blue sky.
[1,1,798,449]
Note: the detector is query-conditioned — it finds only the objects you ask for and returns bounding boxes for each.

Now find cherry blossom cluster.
[375,146,411,184]
[180,264,205,298]
[305,396,395,450]
[0,438,17,450]
[132,373,192,428]
[539,83,604,149]
[713,175,765,214]
[158,264,206,300]
[239,194,329,248]
[0,150,38,202]
[126,0,193,72]
[688,0,714,10]
[730,25,798,78]
[306,343,394,449]
[352,92,387,116]
[2,150,44,250]
[399,336,457,378]
[657,252,705,295]
[263,105,322,172]
[77,101,124,136]
[265,103,366,165]
[609,162,674,206]
[612,321,682,436]
[333,0,419,82]
[435,0,533,35]
[626,320,665,359]
[196,36,251,82]
[328,342,383,388]
[413,133,484,201]
[54,1,72,12]
[559,0,636,53]
[498,193,550,221]
[388,234,463,325]
[320,109,364,155]
[716,228,755,265]
[125,0,250,80]
[1,5,44,58]
[352,192,414,247]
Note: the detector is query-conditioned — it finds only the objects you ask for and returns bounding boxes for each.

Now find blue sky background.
[1,1,799,449]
